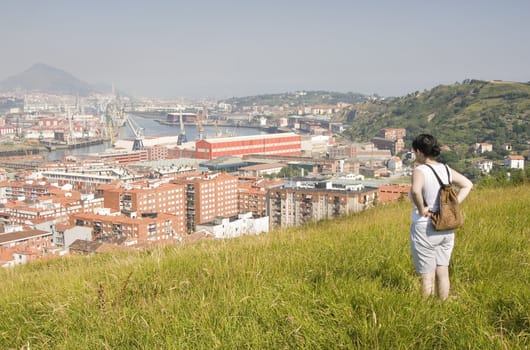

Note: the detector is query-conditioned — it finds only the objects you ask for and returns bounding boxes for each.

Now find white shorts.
[410,220,454,274]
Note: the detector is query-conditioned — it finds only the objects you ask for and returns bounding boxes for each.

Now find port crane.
[196,108,205,140]
[214,120,222,137]
[126,115,145,151]
[177,109,187,145]
[107,121,115,146]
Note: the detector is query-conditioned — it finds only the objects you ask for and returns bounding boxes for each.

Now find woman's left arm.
[451,169,473,203]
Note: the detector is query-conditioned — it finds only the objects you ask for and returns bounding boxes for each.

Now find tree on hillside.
[438,151,459,167]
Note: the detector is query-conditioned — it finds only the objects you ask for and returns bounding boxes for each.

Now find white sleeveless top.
[411,163,452,222]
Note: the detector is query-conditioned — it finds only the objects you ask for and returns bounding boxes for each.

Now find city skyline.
[2,0,530,99]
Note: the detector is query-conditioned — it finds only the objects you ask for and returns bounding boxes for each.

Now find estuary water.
[47,114,266,161]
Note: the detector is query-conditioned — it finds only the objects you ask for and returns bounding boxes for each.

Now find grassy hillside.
[1,185,529,349]
[341,80,530,151]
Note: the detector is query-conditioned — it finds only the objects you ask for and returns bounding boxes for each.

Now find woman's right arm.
[411,168,430,217]
[451,169,473,203]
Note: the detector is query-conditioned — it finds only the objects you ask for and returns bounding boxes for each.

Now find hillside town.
[0,92,526,268]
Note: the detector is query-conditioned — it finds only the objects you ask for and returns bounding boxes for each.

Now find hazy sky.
[2,0,529,99]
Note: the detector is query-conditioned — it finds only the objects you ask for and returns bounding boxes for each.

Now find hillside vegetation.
[341,80,530,151]
[1,185,529,349]
[222,90,367,110]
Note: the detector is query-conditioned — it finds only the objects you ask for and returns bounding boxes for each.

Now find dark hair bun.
[432,145,441,157]
[412,134,441,157]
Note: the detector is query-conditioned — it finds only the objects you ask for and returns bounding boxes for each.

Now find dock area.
[42,138,107,151]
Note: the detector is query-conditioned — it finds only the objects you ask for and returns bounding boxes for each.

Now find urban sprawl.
[0,92,524,267]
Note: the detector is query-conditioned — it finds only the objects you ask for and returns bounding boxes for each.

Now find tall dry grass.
[0,185,528,349]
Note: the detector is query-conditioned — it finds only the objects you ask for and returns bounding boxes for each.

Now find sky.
[1,0,530,99]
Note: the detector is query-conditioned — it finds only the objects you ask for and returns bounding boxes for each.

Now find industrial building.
[195,132,301,160]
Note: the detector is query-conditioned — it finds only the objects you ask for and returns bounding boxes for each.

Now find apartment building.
[41,166,141,194]
[371,137,405,156]
[51,223,92,249]
[371,128,406,156]
[328,143,391,163]
[70,211,183,242]
[0,229,52,267]
[377,128,406,140]
[238,178,284,217]
[3,186,104,225]
[172,172,239,233]
[0,180,49,201]
[267,179,377,229]
[94,149,148,164]
[147,145,169,161]
[103,181,186,218]
[386,156,403,172]
[196,212,269,239]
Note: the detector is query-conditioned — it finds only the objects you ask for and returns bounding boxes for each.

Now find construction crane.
[196,109,205,140]
[107,121,115,146]
[214,120,222,137]
[177,109,187,145]
[126,115,145,151]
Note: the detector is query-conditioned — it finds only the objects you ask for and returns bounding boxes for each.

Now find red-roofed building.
[147,145,169,161]
[238,178,284,217]
[387,156,403,172]
[378,184,411,204]
[377,128,406,141]
[70,211,183,242]
[0,229,52,266]
[172,172,239,233]
[504,155,525,169]
[0,125,16,136]
[102,182,186,231]
[0,180,49,201]
[195,133,301,160]
[3,186,104,225]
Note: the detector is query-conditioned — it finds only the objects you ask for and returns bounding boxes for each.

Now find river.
[47,114,266,161]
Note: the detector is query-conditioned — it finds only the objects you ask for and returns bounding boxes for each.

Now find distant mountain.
[0,63,108,96]
[340,80,530,151]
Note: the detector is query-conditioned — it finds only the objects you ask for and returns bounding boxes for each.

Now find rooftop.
[200,132,298,144]
[0,229,51,245]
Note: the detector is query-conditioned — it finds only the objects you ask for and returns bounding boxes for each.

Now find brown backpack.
[425,164,464,231]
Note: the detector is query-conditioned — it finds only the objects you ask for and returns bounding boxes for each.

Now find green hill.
[1,185,529,349]
[341,80,530,152]
[222,90,367,111]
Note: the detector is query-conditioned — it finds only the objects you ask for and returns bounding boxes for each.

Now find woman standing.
[409,134,473,300]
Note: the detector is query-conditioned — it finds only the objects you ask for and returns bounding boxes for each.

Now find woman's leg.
[421,271,436,298]
[435,265,450,300]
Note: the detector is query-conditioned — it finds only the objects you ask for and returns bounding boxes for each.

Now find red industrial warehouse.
[195,132,302,160]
